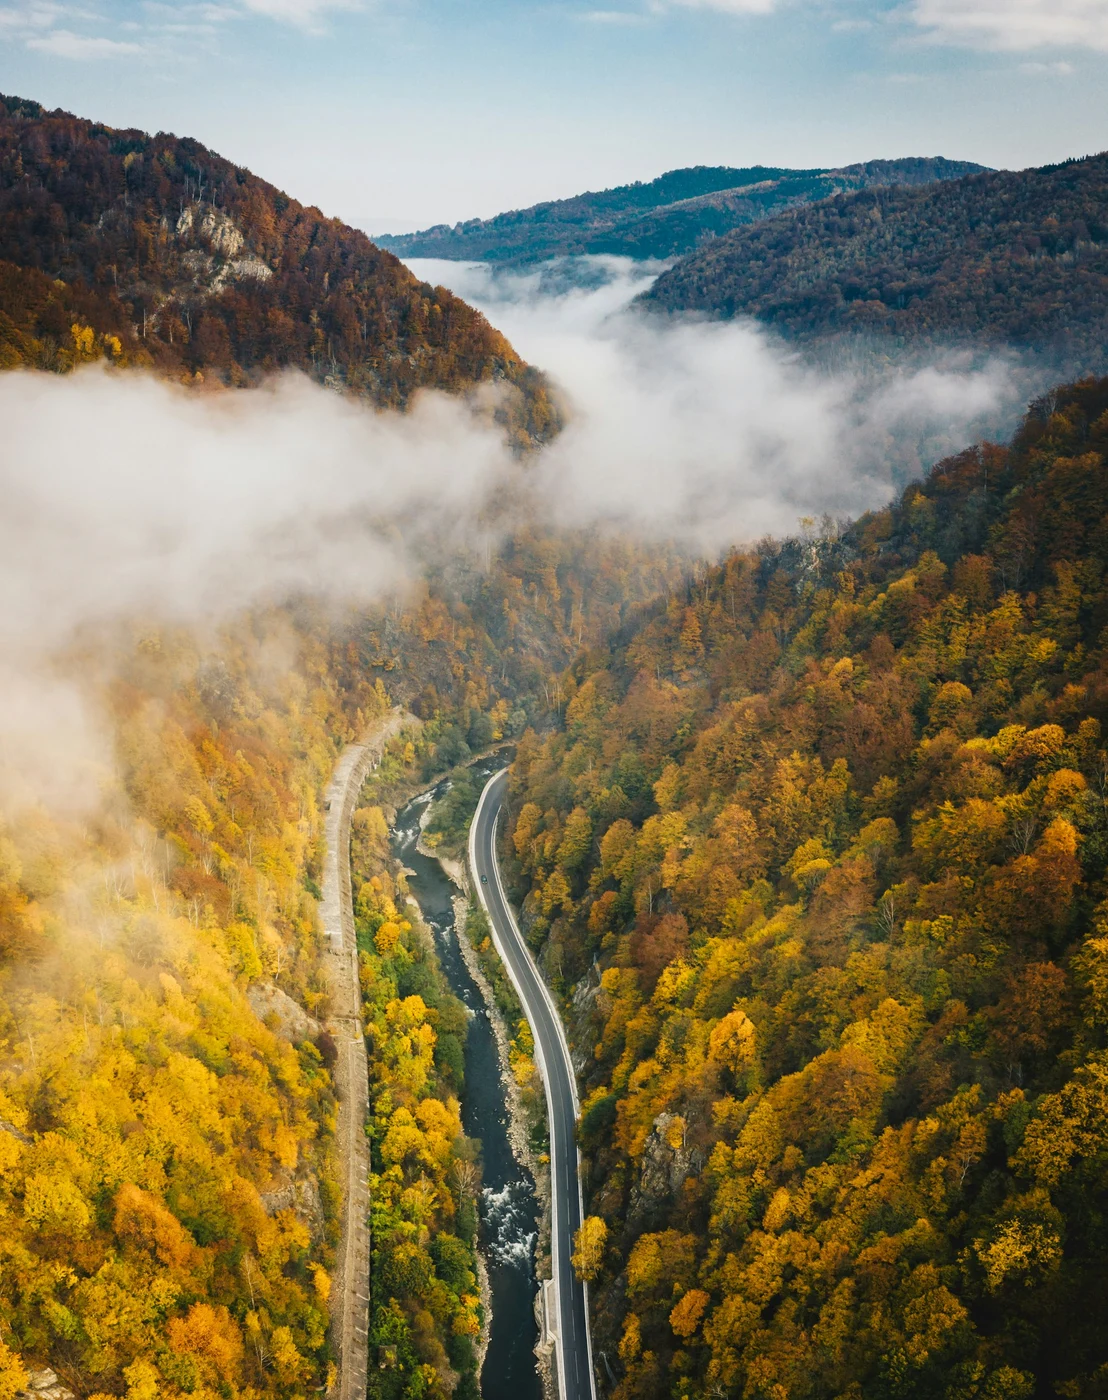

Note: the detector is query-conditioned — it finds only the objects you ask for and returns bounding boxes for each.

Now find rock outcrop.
[246,980,321,1043]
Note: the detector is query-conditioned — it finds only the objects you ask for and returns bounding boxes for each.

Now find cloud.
[577,8,650,22]
[0,1,60,31]
[0,368,512,811]
[0,370,509,658]
[657,0,780,13]
[577,0,781,17]
[0,1,149,55]
[236,0,359,26]
[0,261,1042,646]
[909,0,1108,52]
[406,255,1032,550]
[26,26,142,54]
[0,0,358,55]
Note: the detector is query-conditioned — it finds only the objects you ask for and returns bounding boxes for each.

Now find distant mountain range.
[0,93,556,441]
[378,158,989,265]
[378,160,986,266]
[642,152,1108,373]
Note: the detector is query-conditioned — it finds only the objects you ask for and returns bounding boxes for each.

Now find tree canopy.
[506,375,1108,1400]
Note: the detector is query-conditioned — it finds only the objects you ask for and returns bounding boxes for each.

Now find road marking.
[470,771,598,1400]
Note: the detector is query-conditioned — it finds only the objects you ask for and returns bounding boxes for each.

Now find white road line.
[470,770,598,1400]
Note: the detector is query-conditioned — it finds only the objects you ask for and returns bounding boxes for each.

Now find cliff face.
[0,94,558,442]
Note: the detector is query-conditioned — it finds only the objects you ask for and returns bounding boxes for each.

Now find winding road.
[469,769,598,1400]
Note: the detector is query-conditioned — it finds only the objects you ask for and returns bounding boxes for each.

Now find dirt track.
[322,710,408,1400]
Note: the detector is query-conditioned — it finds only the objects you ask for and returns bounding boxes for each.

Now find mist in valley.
[409,253,1040,547]
[0,254,1050,819]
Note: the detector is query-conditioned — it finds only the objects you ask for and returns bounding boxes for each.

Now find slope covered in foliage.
[0,94,556,440]
[0,259,146,370]
[0,618,389,1400]
[644,154,1108,376]
[506,377,1108,1400]
[0,516,681,1398]
[381,160,985,265]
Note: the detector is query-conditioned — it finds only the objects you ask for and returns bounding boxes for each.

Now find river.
[390,759,542,1400]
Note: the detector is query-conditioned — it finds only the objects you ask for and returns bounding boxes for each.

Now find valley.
[0,62,1107,1400]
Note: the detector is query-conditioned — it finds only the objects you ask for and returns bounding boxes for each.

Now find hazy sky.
[1,0,1106,231]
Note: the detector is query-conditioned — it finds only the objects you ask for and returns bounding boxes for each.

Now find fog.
[0,369,513,655]
[0,256,1041,810]
[0,370,513,812]
[1,256,1036,665]
[409,254,1032,546]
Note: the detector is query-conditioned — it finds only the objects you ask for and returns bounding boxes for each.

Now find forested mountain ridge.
[0,93,556,441]
[643,152,1108,375]
[505,376,1108,1400]
[380,158,986,265]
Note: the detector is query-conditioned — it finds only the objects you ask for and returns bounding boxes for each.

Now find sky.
[1,0,1107,234]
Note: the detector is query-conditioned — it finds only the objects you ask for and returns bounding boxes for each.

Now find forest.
[644,153,1108,377]
[502,374,1108,1400]
[381,160,985,266]
[0,496,680,1398]
[4,80,1108,1400]
[347,792,484,1400]
[0,615,383,1400]
[0,94,556,443]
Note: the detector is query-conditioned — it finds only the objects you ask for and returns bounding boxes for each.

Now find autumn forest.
[1,84,1108,1400]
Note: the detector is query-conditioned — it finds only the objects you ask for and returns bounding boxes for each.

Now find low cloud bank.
[0,368,511,655]
[409,254,1032,548]
[1,255,1037,665]
[0,369,511,811]
[0,256,1045,807]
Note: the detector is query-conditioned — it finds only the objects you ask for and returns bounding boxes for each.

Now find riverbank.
[389,774,543,1400]
[414,790,556,1400]
[417,802,552,1241]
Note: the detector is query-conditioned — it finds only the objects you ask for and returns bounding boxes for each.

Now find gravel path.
[322,709,409,1400]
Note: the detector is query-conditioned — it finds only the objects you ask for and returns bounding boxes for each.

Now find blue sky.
[1,0,1107,232]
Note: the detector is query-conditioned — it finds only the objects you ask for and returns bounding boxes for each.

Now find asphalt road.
[470,769,597,1400]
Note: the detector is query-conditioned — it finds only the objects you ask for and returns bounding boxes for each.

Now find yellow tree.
[571,1216,608,1282]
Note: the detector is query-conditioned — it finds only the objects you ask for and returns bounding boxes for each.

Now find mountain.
[505,375,1108,1400]
[0,94,556,440]
[643,152,1108,373]
[378,158,988,265]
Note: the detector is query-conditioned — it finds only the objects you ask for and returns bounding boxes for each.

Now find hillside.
[505,377,1108,1400]
[379,158,986,265]
[644,153,1108,374]
[0,94,556,440]
[0,460,682,1397]
[0,549,689,1396]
